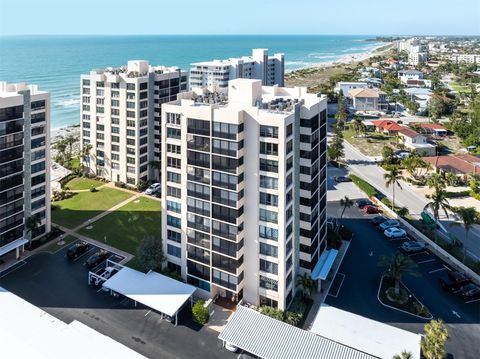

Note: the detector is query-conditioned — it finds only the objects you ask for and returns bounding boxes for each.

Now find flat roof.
[102,266,196,317]
[0,287,146,359]
[219,305,377,359]
[0,238,28,256]
[311,249,338,280]
[311,305,421,359]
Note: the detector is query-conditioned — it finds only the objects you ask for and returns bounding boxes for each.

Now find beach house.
[348,88,388,113]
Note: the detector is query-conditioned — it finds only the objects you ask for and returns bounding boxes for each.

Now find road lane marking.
[418,259,436,264]
[429,267,448,274]
[451,310,461,318]
[466,298,480,304]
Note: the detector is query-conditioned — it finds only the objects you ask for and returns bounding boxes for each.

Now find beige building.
[0,82,51,259]
[80,60,188,186]
[161,79,328,310]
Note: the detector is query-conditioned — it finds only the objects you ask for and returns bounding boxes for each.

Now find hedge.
[349,174,378,198]
[192,300,209,324]
[445,190,470,198]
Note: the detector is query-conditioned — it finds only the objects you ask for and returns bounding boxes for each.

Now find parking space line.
[145,309,152,317]
[417,259,436,264]
[429,267,448,274]
[327,273,346,298]
[408,251,429,257]
[466,298,480,304]
[443,264,451,271]
[73,247,97,262]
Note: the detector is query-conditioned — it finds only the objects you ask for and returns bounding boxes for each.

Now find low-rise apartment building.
[0,82,51,259]
[161,79,328,310]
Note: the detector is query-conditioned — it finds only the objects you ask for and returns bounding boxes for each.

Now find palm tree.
[379,252,418,296]
[53,139,67,165]
[296,273,315,298]
[81,143,93,174]
[424,187,450,243]
[427,172,446,192]
[392,350,413,359]
[454,206,480,262]
[444,171,457,187]
[421,319,449,359]
[384,168,404,210]
[64,134,78,164]
[339,195,353,219]
[25,214,41,248]
[352,117,365,136]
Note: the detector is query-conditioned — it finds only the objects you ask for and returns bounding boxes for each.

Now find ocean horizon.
[0,35,381,129]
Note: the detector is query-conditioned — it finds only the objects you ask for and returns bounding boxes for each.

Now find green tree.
[192,300,209,324]
[135,235,164,271]
[339,195,353,219]
[427,173,446,192]
[454,206,480,262]
[444,172,458,187]
[25,214,41,242]
[296,273,316,298]
[424,186,450,243]
[384,168,404,210]
[379,252,418,296]
[428,96,447,121]
[392,350,413,359]
[352,117,365,136]
[382,145,395,165]
[53,138,68,166]
[421,319,449,359]
[259,306,285,321]
[81,143,93,174]
[328,123,345,162]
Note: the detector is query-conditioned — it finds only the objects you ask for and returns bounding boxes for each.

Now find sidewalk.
[303,240,351,330]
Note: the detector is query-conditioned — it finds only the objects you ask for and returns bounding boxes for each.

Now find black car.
[438,271,471,292]
[334,176,352,183]
[66,241,91,260]
[85,250,109,269]
[460,283,480,300]
[355,199,373,209]
[370,215,387,226]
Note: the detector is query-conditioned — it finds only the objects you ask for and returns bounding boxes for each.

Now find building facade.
[189,49,284,92]
[0,82,51,259]
[161,79,327,310]
[80,60,188,186]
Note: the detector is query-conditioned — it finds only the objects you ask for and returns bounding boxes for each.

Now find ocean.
[0,35,380,129]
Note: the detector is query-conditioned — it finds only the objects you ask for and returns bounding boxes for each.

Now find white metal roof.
[310,305,421,359]
[0,238,28,256]
[102,266,196,317]
[219,305,377,359]
[0,287,146,359]
[311,249,338,280]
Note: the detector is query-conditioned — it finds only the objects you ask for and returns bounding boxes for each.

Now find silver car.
[401,241,426,253]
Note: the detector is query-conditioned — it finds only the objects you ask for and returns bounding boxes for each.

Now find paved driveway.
[325,203,480,359]
[0,243,234,359]
[327,164,365,202]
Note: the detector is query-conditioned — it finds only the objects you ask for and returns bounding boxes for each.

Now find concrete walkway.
[303,240,351,330]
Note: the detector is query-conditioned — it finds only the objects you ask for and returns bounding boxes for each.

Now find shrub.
[114,181,127,189]
[192,300,209,324]
[444,190,470,198]
[327,229,342,249]
[285,311,302,326]
[338,225,353,241]
[350,174,378,198]
[259,306,284,321]
[414,302,431,317]
[89,186,98,193]
[137,179,149,192]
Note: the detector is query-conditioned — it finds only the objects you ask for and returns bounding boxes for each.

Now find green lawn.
[450,82,469,93]
[65,177,105,190]
[52,187,133,228]
[41,235,77,253]
[78,196,161,254]
[344,128,394,157]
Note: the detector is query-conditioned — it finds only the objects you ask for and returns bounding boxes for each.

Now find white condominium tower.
[0,82,51,259]
[80,60,188,186]
[161,79,327,310]
[189,49,285,92]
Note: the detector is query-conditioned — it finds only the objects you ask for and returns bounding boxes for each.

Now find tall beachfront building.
[0,82,51,259]
[80,61,188,186]
[161,79,327,310]
[189,49,285,92]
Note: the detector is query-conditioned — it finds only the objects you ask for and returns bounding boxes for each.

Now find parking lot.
[326,164,365,202]
[0,240,235,359]
[326,201,480,359]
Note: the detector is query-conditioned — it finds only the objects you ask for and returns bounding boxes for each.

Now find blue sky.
[0,0,478,36]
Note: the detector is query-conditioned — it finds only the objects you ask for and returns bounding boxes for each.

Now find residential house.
[348,88,388,113]
[398,128,436,156]
[370,119,403,135]
[414,123,448,137]
[398,70,423,81]
[404,79,432,88]
[423,154,480,179]
[334,82,368,96]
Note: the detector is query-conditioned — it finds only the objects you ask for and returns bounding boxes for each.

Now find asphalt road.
[327,202,480,359]
[0,243,234,359]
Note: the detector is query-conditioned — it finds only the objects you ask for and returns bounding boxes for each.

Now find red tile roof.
[370,119,403,132]
[423,154,480,175]
[398,128,420,138]
[418,123,447,131]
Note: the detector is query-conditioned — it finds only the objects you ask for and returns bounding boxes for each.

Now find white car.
[401,240,426,253]
[379,219,400,230]
[225,342,238,353]
[145,183,161,195]
[384,227,407,239]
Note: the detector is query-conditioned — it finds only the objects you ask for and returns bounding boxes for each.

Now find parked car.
[384,227,407,239]
[379,219,401,230]
[370,215,387,226]
[438,271,471,292]
[460,283,480,300]
[225,342,238,353]
[145,183,161,195]
[85,250,109,269]
[355,199,373,209]
[66,241,91,260]
[363,205,379,214]
[334,176,352,183]
[400,241,426,253]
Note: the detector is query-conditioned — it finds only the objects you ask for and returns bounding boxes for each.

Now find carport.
[0,238,28,259]
[312,249,338,292]
[102,264,196,325]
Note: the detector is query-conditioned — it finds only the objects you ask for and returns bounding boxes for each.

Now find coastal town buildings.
[80,60,188,186]
[161,78,328,310]
[189,49,285,92]
[348,88,388,113]
[334,82,369,96]
[447,54,480,64]
[0,82,51,259]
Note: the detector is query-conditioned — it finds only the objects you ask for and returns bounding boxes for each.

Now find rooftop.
[89,60,182,78]
[348,87,385,98]
[424,154,480,175]
[0,81,47,97]
[399,127,421,138]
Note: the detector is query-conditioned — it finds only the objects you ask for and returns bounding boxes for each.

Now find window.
[212,139,240,157]
[167,215,181,228]
[127,129,136,137]
[167,200,181,213]
[167,128,181,139]
[260,243,278,257]
[259,192,278,206]
[259,209,278,223]
[260,142,278,155]
[187,197,210,216]
[259,225,278,240]
[111,153,120,161]
[127,83,135,91]
[212,155,241,174]
[127,111,135,118]
[167,186,181,198]
[260,125,278,138]
[187,213,210,233]
[127,138,135,146]
[167,230,181,243]
[187,118,210,136]
[212,122,241,140]
[259,159,278,173]
[166,113,180,125]
[259,275,278,291]
[212,171,240,190]
[212,188,239,207]
[212,269,240,290]
[188,151,210,169]
[167,171,181,183]
[167,244,181,258]
[187,166,210,184]
[260,175,278,189]
[187,182,210,200]
[259,259,278,274]
[167,157,181,169]
[127,157,135,164]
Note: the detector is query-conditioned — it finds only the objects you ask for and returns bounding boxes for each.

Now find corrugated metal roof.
[218,306,378,359]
